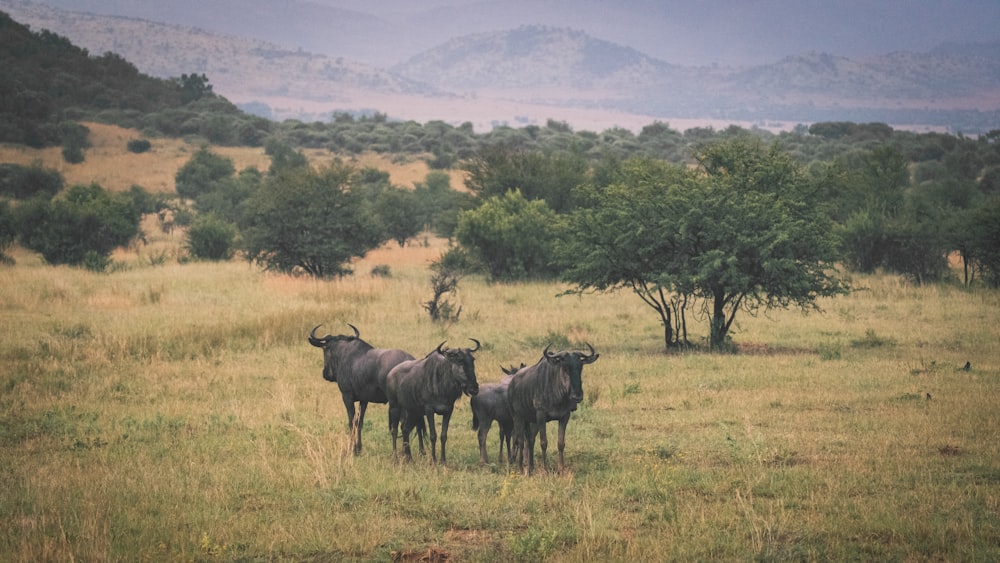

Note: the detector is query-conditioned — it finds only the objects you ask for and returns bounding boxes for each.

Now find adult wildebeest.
[508,344,599,475]
[470,363,523,466]
[307,323,422,455]
[386,340,481,465]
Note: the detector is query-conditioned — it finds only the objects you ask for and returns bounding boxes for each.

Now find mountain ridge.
[2,0,999,132]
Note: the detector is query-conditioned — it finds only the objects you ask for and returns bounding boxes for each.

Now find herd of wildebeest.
[308,324,599,475]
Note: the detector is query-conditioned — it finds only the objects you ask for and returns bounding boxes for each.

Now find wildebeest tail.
[471,409,480,431]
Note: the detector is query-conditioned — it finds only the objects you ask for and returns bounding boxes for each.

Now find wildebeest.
[386,339,481,464]
[508,344,599,475]
[307,323,421,455]
[470,363,523,466]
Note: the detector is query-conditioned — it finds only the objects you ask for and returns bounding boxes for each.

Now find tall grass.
[1,236,998,561]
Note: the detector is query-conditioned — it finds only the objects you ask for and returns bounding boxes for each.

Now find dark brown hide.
[470,363,524,466]
[507,344,599,475]
[386,340,481,464]
[308,324,415,455]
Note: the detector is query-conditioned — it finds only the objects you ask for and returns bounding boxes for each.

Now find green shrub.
[186,214,236,261]
[0,163,64,199]
[126,139,152,153]
[14,183,140,267]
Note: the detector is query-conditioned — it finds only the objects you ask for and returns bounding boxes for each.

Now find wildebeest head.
[500,362,526,383]
[543,343,599,404]
[436,339,481,396]
[308,323,363,382]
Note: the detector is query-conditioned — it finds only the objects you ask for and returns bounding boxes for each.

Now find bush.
[186,214,236,261]
[127,139,152,153]
[239,163,386,277]
[175,148,235,201]
[0,201,15,265]
[0,163,64,199]
[14,183,141,267]
[59,121,90,164]
[455,189,562,281]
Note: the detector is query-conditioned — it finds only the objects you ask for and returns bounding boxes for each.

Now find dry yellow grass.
[1,130,998,561]
[0,122,468,193]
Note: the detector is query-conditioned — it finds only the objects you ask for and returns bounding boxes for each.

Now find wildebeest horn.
[347,323,360,338]
[469,338,481,352]
[308,324,333,347]
[543,344,555,359]
[435,341,447,355]
[581,342,598,363]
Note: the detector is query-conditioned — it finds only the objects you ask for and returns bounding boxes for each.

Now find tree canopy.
[561,139,850,350]
[238,161,384,278]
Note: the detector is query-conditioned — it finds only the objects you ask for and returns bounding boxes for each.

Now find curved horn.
[543,344,556,359]
[581,342,598,363]
[308,324,333,347]
[469,338,481,352]
[435,341,448,355]
[346,323,360,338]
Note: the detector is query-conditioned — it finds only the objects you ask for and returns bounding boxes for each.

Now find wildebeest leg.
[342,397,357,448]
[535,417,550,474]
[500,421,513,465]
[512,418,526,473]
[477,416,492,465]
[416,418,427,456]
[425,413,438,464]
[556,415,569,472]
[342,398,356,430]
[440,410,453,465]
[400,412,414,462]
[388,405,401,458]
[353,401,368,455]
[525,423,539,475]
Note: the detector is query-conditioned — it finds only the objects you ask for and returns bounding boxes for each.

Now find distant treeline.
[3,9,999,171]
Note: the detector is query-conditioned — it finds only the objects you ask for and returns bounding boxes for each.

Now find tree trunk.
[660,306,674,352]
[710,292,728,350]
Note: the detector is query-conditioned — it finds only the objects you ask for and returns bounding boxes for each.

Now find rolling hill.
[3,0,999,132]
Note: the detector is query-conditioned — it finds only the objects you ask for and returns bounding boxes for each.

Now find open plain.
[2,222,998,560]
[2,124,999,561]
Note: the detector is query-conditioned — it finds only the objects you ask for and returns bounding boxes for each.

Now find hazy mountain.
[392,25,687,92]
[19,0,1000,68]
[3,0,999,131]
[0,0,436,121]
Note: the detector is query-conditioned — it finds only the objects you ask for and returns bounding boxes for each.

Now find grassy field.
[2,124,999,560]
[2,216,999,561]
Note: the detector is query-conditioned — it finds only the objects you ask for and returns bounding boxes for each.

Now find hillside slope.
[4,0,999,132]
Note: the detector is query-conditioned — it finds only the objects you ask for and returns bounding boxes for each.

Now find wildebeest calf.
[508,344,599,475]
[470,363,524,466]
[386,340,481,465]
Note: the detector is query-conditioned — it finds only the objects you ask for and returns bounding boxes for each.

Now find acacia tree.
[691,139,849,348]
[562,140,849,351]
[559,158,693,350]
[239,162,384,277]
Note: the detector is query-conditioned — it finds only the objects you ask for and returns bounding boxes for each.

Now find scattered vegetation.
[1,22,999,560]
[0,237,996,561]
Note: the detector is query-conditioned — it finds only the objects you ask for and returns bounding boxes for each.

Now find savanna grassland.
[2,219,999,562]
[0,122,468,193]
[2,124,1000,561]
